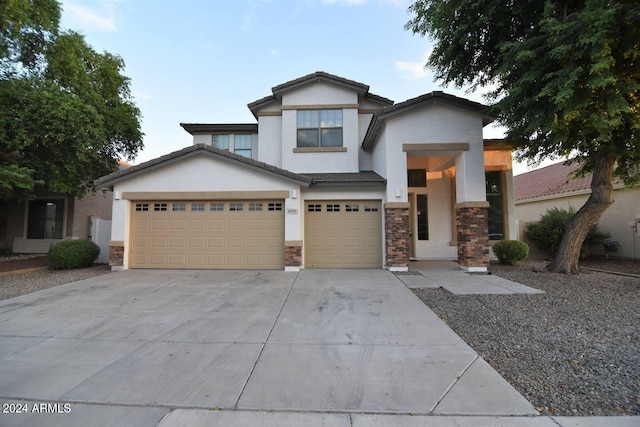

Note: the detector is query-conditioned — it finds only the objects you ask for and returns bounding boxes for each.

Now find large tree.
[0,0,143,200]
[406,0,640,273]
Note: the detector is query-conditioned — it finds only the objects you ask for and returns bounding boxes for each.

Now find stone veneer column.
[384,203,410,271]
[108,240,124,269]
[455,202,490,271]
[284,240,302,270]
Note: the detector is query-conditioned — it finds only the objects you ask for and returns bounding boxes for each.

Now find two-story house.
[96,72,516,272]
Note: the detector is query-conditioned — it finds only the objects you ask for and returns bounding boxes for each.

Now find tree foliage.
[406,0,639,273]
[0,0,143,200]
[525,207,610,257]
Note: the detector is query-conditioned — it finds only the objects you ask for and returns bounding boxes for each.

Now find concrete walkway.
[398,260,545,295]
[0,269,635,427]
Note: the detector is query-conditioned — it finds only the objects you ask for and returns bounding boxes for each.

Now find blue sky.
[59,0,542,173]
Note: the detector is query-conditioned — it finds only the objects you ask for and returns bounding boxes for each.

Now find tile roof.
[96,145,387,190]
[95,144,313,189]
[514,162,592,202]
[303,171,386,186]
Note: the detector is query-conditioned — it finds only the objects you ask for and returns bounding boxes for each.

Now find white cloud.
[61,1,118,32]
[394,50,431,80]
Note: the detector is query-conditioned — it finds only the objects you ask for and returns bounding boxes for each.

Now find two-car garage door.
[129,198,382,269]
[129,200,284,269]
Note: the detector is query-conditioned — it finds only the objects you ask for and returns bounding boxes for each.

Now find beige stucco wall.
[516,186,640,260]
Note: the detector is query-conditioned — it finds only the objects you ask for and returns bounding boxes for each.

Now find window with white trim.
[173,203,186,211]
[191,202,205,212]
[230,202,243,211]
[297,109,343,148]
[249,202,263,211]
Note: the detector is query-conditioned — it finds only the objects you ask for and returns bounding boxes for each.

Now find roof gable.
[362,91,494,151]
[247,71,393,118]
[95,144,313,189]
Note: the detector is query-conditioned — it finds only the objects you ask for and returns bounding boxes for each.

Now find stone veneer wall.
[284,243,302,267]
[384,204,410,268]
[108,241,124,267]
[456,204,490,269]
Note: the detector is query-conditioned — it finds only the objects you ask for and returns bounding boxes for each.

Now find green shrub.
[492,240,529,265]
[48,239,100,270]
[524,207,610,257]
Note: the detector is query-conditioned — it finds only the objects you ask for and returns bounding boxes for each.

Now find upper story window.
[211,134,252,158]
[212,134,230,150]
[297,109,343,148]
[234,135,252,158]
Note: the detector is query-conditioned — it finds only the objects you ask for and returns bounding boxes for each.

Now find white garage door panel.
[305,200,382,268]
[130,200,284,269]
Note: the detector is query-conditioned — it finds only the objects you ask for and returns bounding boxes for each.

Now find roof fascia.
[180,123,258,135]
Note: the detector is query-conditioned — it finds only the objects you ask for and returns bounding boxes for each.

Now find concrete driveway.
[0,268,541,426]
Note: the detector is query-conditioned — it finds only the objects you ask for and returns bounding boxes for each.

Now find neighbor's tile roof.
[514,162,592,202]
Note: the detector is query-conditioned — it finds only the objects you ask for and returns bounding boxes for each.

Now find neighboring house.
[96,72,516,272]
[514,162,640,260]
[0,160,130,256]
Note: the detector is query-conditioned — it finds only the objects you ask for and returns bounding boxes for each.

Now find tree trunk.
[549,152,616,274]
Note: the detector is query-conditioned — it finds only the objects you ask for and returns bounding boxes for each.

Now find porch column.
[455,202,490,271]
[455,145,489,272]
[384,202,410,271]
[108,240,125,270]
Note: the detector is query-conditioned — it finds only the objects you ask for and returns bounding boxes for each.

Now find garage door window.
[346,204,359,212]
[210,202,224,211]
[308,204,321,212]
[249,202,263,211]
[173,203,186,211]
[364,205,379,212]
[268,202,283,211]
[327,204,340,212]
[230,202,243,211]
[154,203,168,212]
[135,203,149,212]
[191,203,205,212]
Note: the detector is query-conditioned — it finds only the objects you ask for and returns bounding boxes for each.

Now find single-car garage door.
[305,200,382,268]
[129,200,284,269]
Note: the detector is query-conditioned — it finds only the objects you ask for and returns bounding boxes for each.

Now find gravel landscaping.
[0,256,111,301]
[413,259,639,416]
